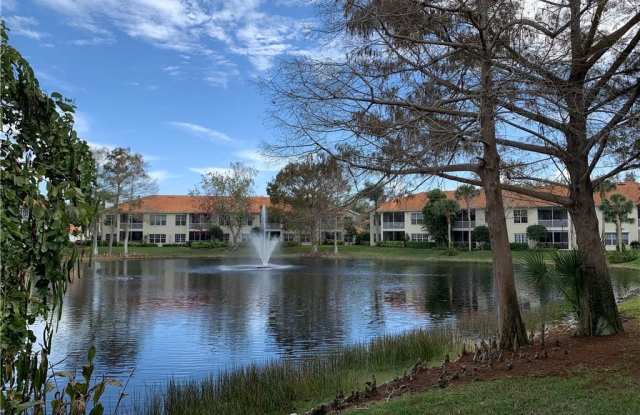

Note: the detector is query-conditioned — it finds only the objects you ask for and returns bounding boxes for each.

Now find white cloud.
[148,169,178,182]
[189,166,233,176]
[86,141,115,152]
[5,16,48,40]
[235,148,286,172]
[169,121,233,142]
[35,0,327,74]
[70,36,115,46]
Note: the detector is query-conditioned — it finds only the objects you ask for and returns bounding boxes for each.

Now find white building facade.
[370,181,640,250]
[99,195,357,245]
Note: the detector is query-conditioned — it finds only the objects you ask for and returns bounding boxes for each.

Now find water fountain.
[250,205,280,267]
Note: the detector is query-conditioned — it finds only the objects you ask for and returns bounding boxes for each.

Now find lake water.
[46,257,639,410]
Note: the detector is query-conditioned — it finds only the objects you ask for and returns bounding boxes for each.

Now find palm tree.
[363,181,384,246]
[432,198,460,250]
[599,193,635,251]
[595,180,616,246]
[455,185,479,251]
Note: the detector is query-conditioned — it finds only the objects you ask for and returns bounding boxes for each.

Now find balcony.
[383,222,405,229]
[120,222,143,230]
[453,220,476,229]
[538,219,568,228]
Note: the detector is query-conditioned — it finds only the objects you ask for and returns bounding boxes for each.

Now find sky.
[2,0,336,195]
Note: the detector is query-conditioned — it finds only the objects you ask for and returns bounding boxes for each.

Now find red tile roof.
[376,181,640,212]
[118,195,272,214]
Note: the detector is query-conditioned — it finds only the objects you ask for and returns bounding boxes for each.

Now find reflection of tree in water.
[57,260,147,371]
[266,263,345,357]
[420,264,494,319]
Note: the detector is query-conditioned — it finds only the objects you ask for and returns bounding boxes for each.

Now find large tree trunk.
[92,219,99,256]
[123,215,130,257]
[467,204,472,251]
[312,219,319,253]
[479,56,528,349]
[568,181,623,336]
[108,189,120,256]
[616,218,622,252]
[447,218,452,250]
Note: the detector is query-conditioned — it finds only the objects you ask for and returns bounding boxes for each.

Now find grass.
[347,371,640,415]
[619,297,640,318]
[89,244,640,270]
[136,329,463,415]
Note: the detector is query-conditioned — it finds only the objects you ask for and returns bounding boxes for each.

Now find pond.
[47,257,638,410]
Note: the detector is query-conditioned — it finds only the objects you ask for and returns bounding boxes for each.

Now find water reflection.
[47,258,638,409]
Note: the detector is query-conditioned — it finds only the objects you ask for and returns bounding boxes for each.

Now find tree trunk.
[447,218,452,250]
[467,204,472,251]
[600,210,606,248]
[616,218,622,251]
[108,189,120,256]
[92,219,99,256]
[334,216,339,254]
[312,219,319,253]
[369,211,375,247]
[123,215,130,257]
[568,183,623,336]
[478,55,528,349]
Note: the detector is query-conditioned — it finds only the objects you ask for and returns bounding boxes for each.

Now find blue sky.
[3,0,337,195]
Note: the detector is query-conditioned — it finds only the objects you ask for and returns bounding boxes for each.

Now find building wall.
[372,204,640,249]
[100,210,358,245]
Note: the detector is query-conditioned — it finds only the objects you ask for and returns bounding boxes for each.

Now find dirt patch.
[307,318,640,414]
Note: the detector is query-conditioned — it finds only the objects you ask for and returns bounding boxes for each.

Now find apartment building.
[370,181,640,250]
[99,195,356,245]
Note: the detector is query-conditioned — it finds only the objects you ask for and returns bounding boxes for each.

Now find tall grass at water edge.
[136,328,462,415]
[135,305,563,415]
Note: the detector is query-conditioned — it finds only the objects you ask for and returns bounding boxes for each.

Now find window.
[175,234,186,243]
[411,233,429,242]
[149,234,166,244]
[604,232,629,246]
[514,233,528,243]
[219,215,230,226]
[104,215,114,226]
[542,231,569,249]
[513,209,528,224]
[175,214,187,226]
[150,214,166,226]
[284,233,296,242]
[223,233,230,242]
[410,212,424,225]
[246,217,253,226]
[300,233,311,243]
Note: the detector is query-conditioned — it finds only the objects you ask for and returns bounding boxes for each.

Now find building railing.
[383,222,405,229]
[538,219,568,228]
[265,223,282,230]
[120,222,143,230]
[453,220,476,229]
[189,222,212,229]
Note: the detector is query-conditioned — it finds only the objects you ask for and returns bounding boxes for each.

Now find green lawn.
[88,244,640,270]
[347,371,640,415]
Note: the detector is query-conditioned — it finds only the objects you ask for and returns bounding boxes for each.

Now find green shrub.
[376,241,405,248]
[191,241,228,249]
[527,224,547,244]
[630,241,640,250]
[510,242,529,251]
[405,241,436,249]
[209,225,225,241]
[283,241,300,247]
[442,248,458,256]
[608,250,639,264]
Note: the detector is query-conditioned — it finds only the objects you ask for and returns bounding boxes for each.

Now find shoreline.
[84,246,640,271]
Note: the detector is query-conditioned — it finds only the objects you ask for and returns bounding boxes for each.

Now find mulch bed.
[306,318,640,414]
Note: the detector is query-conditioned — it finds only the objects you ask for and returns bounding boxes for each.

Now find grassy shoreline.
[87,244,640,270]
